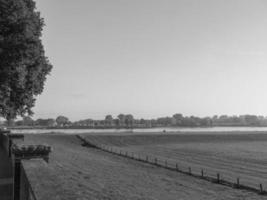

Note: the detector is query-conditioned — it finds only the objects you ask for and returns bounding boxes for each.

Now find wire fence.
[77,135,267,196]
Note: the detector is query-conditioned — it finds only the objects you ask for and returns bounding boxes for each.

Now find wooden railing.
[19,164,38,200]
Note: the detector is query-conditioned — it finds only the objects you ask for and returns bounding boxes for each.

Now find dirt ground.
[18,134,267,200]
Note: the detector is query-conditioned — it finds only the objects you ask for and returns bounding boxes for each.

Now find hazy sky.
[33,0,267,120]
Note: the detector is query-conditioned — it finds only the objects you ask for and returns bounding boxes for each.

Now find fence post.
[217,173,220,183]
[260,184,263,194]
[236,178,240,188]
[14,159,21,200]
[188,167,191,175]
[125,151,128,157]
[201,169,204,177]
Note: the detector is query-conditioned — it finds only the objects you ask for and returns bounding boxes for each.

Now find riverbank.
[8,125,267,130]
[8,126,267,135]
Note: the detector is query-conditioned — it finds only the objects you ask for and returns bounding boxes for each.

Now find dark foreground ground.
[16,133,267,200]
[0,146,13,200]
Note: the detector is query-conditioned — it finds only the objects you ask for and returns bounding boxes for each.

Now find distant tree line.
[3,114,267,128]
[211,115,267,126]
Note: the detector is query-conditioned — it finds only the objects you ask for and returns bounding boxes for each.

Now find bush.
[12,144,52,157]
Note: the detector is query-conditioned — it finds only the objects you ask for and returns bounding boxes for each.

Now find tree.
[125,114,134,128]
[140,118,146,124]
[117,114,126,126]
[35,118,55,126]
[105,115,113,126]
[243,115,259,126]
[22,116,34,126]
[56,116,70,126]
[157,117,172,126]
[172,113,183,126]
[0,0,52,122]
[114,119,120,127]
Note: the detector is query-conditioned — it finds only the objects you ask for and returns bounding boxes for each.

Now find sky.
[33,0,267,121]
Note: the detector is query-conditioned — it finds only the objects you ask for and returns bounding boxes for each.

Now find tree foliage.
[11,114,267,128]
[0,0,52,120]
[35,118,55,126]
[56,116,70,126]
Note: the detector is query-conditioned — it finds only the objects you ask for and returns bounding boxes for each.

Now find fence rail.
[20,164,38,200]
[76,135,267,196]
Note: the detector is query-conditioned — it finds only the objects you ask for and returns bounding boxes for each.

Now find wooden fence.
[0,130,12,156]
[0,131,47,200]
[19,163,38,200]
[76,135,266,196]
